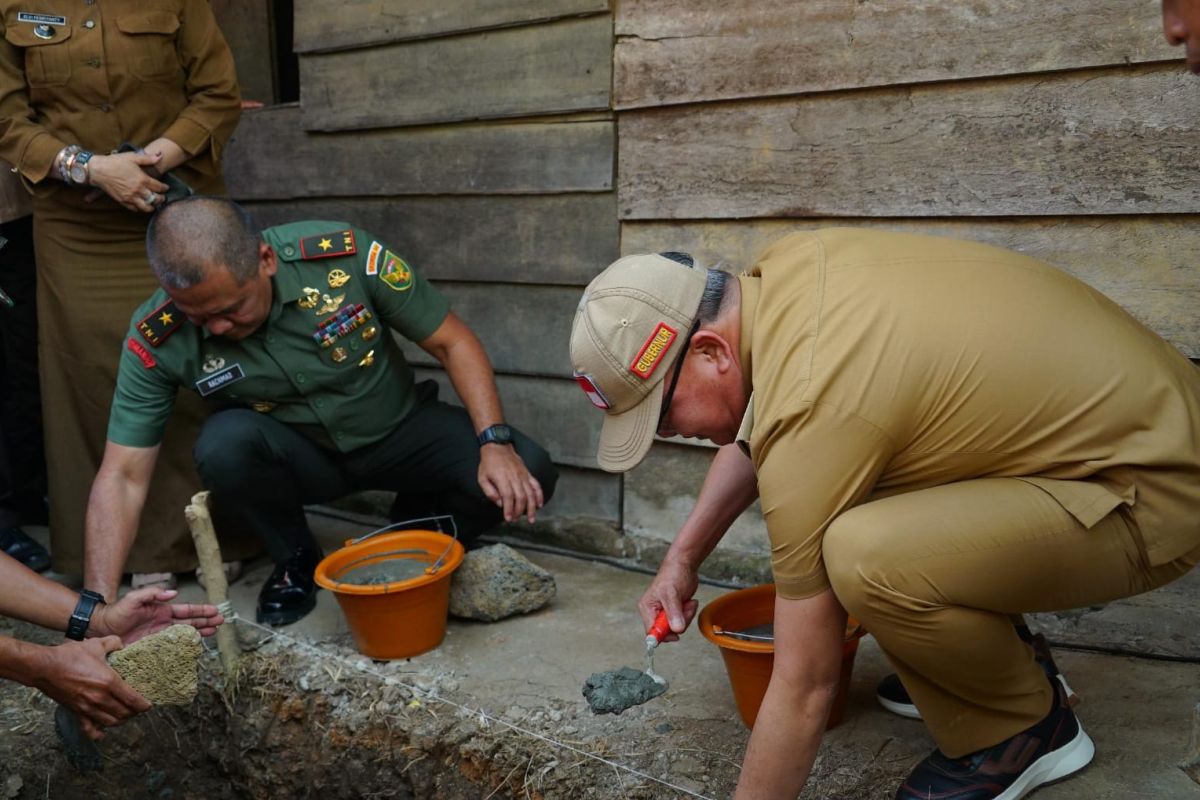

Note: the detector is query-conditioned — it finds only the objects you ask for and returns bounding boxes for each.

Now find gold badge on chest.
[316,293,345,315]
[298,288,320,309]
[201,355,226,374]
[327,269,350,289]
[361,325,377,342]
[358,349,375,368]
[331,346,348,363]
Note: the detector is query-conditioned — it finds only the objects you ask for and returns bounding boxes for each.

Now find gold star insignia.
[159,311,173,325]
[318,237,333,251]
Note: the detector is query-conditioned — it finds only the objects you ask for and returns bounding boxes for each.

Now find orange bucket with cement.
[698,583,866,730]
[314,528,465,660]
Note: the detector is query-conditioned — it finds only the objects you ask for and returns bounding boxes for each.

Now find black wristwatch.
[65,589,106,641]
[477,423,513,447]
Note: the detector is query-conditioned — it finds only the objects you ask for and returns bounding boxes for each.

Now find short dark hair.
[697,268,731,324]
[146,196,261,289]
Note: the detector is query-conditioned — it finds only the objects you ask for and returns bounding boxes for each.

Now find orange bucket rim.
[698,583,865,653]
[314,528,465,596]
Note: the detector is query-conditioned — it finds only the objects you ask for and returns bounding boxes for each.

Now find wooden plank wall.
[217,1,1200,580]
[614,1,1200,550]
[221,3,620,530]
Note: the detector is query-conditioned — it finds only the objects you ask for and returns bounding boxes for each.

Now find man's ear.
[690,330,735,372]
[260,243,278,278]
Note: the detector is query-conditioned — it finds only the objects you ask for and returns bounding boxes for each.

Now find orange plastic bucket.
[698,583,866,730]
[314,529,465,660]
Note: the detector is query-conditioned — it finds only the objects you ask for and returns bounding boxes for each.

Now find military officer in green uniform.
[82,197,557,625]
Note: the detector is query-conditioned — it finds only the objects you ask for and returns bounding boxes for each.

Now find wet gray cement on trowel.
[582,666,667,714]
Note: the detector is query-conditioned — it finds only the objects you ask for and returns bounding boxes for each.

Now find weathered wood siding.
[218,1,1199,603]
[223,3,619,528]
[614,0,1177,109]
[615,1,1200,567]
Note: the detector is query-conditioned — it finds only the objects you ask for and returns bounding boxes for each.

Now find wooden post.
[185,491,240,677]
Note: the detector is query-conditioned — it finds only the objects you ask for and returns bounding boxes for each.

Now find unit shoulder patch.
[299,229,356,260]
[137,300,184,347]
[379,250,414,292]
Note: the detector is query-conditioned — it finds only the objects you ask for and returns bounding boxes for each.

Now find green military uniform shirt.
[108,221,450,452]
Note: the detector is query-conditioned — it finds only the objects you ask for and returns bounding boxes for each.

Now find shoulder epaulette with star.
[299,229,356,260]
[137,300,184,347]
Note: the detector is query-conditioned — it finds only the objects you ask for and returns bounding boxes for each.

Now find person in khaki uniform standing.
[569,229,1200,800]
[0,0,248,585]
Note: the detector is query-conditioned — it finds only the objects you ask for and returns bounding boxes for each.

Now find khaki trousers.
[823,477,1200,757]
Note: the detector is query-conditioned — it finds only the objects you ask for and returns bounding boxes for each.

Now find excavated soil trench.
[0,620,759,800]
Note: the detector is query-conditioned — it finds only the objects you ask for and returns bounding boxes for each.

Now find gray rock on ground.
[107,624,202,705]
[449,544,555,622]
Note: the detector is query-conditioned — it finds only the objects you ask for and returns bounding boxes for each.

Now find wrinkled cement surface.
[334,556,427,586]
[107,624,201,705]
[449,542,556,621]
[583,666,668,715]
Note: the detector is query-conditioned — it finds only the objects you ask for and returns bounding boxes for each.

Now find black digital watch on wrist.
[477,423,514,447]
[65,589,106,641]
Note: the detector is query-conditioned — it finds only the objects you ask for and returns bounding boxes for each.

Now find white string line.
[227,615,718,800]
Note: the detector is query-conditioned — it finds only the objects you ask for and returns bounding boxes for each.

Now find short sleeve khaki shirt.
[739,229,1200,600]
[107,221,450,452]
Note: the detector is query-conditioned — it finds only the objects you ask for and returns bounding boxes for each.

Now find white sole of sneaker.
[993,723,1095,800]
[877,695,923,720]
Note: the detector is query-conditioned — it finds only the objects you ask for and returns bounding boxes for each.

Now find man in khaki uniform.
[569,229,1200,800]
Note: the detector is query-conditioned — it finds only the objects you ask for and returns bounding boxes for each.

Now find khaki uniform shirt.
[0,0,239,198]
[737,229,1200,600]
[108,221,450,452]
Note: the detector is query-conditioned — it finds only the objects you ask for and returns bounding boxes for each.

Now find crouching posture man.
[568,229,1200,799]
[85,197,557,625]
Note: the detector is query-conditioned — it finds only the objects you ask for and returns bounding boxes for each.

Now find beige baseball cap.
[570,253,707,472]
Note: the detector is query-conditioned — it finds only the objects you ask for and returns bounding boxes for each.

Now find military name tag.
[17,12,67,25]
[195,363,245,397]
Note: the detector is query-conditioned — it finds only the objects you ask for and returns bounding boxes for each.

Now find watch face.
[482,424,513,445]
[70,152,91,183]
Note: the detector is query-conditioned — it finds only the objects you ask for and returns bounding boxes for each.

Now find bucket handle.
[345,514,460,575]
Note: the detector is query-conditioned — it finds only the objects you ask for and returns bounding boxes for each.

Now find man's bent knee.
[193,410,278,488]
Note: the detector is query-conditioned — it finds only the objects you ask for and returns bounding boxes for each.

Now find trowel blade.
[53,704,103,771]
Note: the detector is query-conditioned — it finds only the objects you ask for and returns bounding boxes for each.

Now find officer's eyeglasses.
[657,319,700,432]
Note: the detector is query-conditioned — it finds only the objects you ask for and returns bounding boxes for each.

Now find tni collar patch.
[299,230,356,260]
[137,300,184,347]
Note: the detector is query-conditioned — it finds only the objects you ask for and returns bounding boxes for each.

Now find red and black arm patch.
[127,337,156,368]
[137,300,183,347]
[299,229,357,260]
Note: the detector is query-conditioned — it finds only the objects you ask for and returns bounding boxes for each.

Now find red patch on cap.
[629,322,677,379]
[127,336,156,368]
[574,372,611,409]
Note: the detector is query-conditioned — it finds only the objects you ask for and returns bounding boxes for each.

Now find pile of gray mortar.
[582,666,667,715]
[107,624,202,705]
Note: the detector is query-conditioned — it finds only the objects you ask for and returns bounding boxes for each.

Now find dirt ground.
[2,519,1198,799]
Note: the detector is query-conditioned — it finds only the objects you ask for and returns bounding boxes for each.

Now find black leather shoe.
[256,549,321,626]
[0,526,50,572]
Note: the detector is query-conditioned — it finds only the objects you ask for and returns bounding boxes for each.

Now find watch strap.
[477,423,513,447]
[65,589,105,641]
